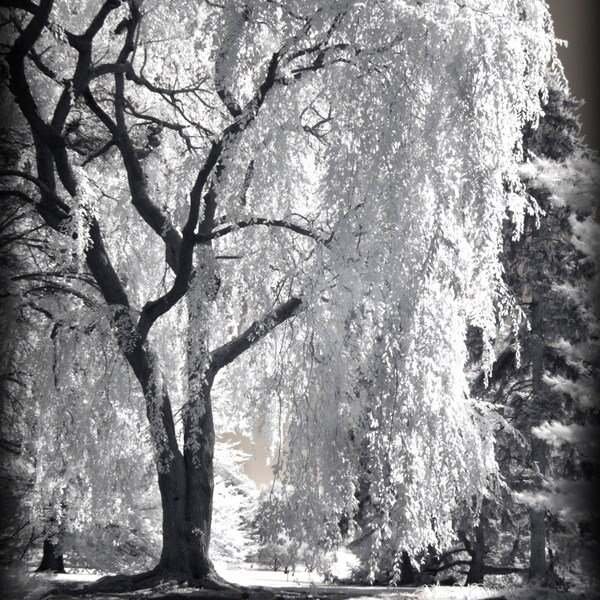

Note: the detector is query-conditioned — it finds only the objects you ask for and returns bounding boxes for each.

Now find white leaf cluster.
[205,0,557,569]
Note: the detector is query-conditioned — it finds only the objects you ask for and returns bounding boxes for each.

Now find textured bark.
[155,452,214,581]
[122,351,218,585]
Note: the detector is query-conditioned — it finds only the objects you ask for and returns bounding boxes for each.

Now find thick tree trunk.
[465,524,485,584]
[529,510,547,579]
[116,332,220,586]
[155,450,215,582]
[152,246,222,584]
[36,538,65,573]
[399,550,416,584]
[5,5,287,590]
[181,389,216,578]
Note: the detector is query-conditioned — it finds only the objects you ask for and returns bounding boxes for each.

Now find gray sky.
[547,0,599,150]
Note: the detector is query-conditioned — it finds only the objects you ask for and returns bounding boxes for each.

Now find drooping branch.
[210,296,302,373]
[0,170,70,214]
[1,183,132,342]
[13,270,100,291]
[21,282,99,310]
[2,178,129,328]
[0,189,38,207]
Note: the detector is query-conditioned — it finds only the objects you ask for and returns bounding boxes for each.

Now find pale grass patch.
[415,584,503,599]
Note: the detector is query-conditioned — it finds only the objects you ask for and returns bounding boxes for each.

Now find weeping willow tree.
[0,0,557,590]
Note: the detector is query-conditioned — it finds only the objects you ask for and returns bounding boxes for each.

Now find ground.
[0,565,597,600]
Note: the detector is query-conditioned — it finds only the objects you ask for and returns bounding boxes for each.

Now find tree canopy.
[0,0,577,591]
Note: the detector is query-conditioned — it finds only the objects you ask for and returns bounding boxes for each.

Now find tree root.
[45,565,247,598]
[192,567,242,591]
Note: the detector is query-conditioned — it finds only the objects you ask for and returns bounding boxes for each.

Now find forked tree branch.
[137,52,282,338]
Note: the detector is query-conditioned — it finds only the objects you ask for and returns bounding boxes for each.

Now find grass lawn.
[1,565,597,600]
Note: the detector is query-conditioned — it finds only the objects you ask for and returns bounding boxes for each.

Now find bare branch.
[424,560,472,574]
[199,217,328,245]
[83,92,183,273]
[0,0,39,12]
[51,0,124,132]
[210,296,302,372]
[80,138,116,166]
[27,46,62,83]
[124,63,211,97]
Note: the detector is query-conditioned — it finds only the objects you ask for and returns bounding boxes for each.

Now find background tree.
[463,81,600,587]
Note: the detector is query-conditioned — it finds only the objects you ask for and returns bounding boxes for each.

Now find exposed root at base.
[47,566,244,597]
[191,568,242,591]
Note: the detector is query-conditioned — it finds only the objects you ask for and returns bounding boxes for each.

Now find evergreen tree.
[467,81,600,586]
